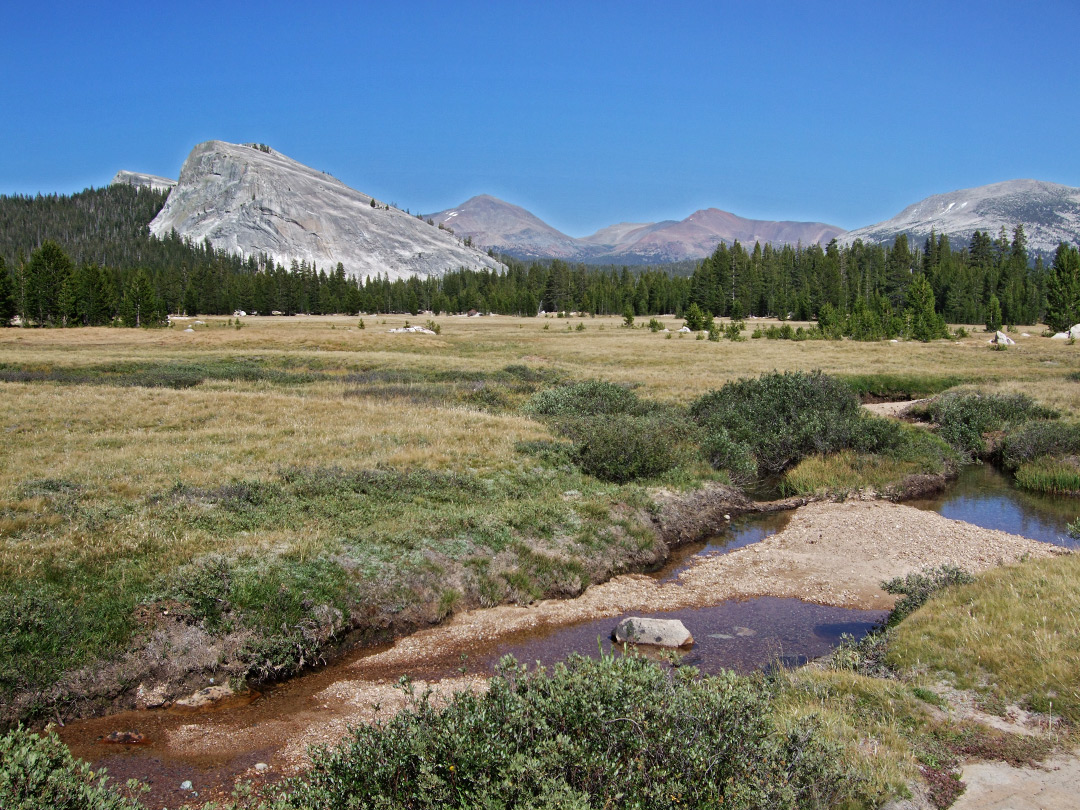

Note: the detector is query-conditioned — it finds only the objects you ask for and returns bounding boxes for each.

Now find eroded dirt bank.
[59,498,1066,806]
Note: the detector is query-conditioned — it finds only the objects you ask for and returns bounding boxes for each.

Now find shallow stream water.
[55,463,1076,806]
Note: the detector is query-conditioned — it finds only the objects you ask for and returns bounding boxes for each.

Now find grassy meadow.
[2,312,1080,807]
[1,313,1078,719]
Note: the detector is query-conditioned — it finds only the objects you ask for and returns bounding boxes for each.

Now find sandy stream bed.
[157,499,1064,775]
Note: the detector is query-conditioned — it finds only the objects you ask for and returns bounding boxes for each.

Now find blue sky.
[2,1,1078,235]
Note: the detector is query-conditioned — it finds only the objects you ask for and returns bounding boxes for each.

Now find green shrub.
[1000,420,1080,469]
[648,317,664,332]
[525,380,642,419]
[275,653,859,810]
[691,371,862,475]
[927,391,1057,457]
[699,424,758,485]
[881,565,975,628]
[559,412,691,483]
[0,726,143,809]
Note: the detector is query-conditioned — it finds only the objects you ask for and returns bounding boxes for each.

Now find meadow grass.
[887,554,1080,722]
[1013,456,1080,494]
[1,314,1078,724]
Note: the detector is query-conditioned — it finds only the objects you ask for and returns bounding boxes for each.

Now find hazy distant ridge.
[428,196,844,263]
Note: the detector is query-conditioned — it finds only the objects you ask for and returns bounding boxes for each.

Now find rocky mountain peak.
[110,170,177,193]
[149,141,503,281]
[839,179,1080,254]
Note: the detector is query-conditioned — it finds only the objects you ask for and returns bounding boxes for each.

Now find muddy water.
[466,597,886,674]
[56,465,1069,806]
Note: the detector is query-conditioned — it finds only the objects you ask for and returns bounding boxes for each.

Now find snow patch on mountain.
[840,179,1080,254]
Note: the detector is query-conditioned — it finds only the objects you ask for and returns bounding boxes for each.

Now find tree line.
[1,184,1078,334]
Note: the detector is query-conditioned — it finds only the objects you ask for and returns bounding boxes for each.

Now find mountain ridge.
[426,196,845,263]
[840,179,1080,254]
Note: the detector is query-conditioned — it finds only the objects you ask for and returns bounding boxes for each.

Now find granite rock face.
[110,170,177,193]
[150,141,503,281]
[840,179,1080,255]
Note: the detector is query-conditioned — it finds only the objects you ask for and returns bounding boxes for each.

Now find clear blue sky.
[2,1,1078,235]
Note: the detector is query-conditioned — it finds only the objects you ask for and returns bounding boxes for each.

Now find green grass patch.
[0,359,328,388]
[1013,456,1080,495]
[840,373,972,402]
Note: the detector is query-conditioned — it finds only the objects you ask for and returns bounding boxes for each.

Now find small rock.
[174,683,236,708]
[613,617,693,647]
[992,331,1015,345]
[254,762,269,773]
[103,730,144,744]
[180,780,193,791]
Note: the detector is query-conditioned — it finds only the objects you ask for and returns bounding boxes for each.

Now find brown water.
[55,465,1069,806]
[465,597,886,675]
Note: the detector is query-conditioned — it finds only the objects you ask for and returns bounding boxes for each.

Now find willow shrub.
[281,653,860,810]
[690,371,864,476]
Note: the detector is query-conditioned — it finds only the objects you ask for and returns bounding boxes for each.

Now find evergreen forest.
[1,184,1079,336]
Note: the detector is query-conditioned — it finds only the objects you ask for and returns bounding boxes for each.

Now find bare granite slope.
[840,179,1080,254]
[149,141,503,281]
[110,170,177,193]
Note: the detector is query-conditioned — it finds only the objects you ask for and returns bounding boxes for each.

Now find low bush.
[277,653,860,810]
[524,380,643,419]
[558,412,693,483]
[881,564,975,628]
[926,391,1057,457]
[691,371,863,475]
[1000,420,1080,469]
[0,726,143,809]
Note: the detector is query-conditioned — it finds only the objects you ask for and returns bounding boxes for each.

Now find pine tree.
[0,256,14,326]
[24,240,74,325]
[986,294,1003,332]
[1044,243,1080,333]
[120,269,164,327]
[905,274,949,342]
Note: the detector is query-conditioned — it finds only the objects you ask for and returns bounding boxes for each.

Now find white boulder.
[613,617,693,647]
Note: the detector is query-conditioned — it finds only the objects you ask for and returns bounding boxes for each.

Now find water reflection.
[910,463,1078,549]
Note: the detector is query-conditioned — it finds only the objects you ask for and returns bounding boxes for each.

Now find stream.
[55,463,1075,806]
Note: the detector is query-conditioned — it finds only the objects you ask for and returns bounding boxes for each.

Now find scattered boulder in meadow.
[388,325,436,334]
[613,617,693,647]
[678,326,692,333]
[993,331,1015,345]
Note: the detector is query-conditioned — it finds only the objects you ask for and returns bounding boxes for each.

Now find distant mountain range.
[839,179,1080,254]
[109,143,1080,276]
[426,195,844,263]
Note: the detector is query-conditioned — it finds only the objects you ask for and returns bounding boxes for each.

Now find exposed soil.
[953,750,1080,810]
[57,498,1067,807]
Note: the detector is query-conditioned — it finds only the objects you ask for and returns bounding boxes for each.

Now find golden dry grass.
[887,554,1080,721]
